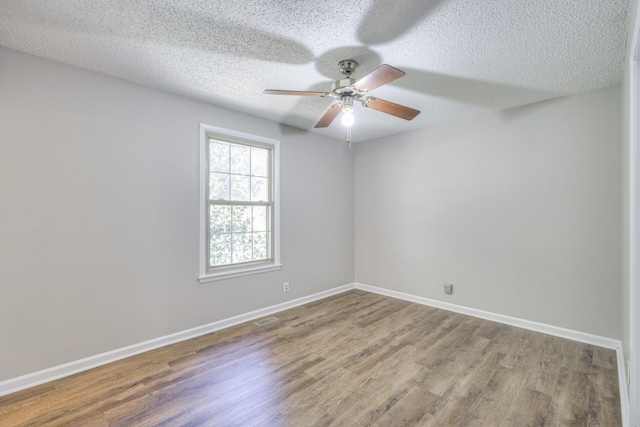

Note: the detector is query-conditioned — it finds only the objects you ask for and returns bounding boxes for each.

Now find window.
[199,124,281,282]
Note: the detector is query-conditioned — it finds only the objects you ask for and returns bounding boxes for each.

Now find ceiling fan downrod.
[337,59,358,77]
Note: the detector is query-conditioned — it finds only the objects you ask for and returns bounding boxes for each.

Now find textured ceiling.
[0,0,631,143]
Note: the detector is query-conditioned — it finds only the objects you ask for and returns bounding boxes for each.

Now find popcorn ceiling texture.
[0,0,631,142]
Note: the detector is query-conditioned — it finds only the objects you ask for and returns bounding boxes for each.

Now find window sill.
[198,263,283,283]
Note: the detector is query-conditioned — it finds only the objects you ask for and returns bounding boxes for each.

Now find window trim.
[198,124,281,283]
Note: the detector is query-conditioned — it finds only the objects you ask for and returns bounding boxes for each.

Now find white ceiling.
[0,0,631,143]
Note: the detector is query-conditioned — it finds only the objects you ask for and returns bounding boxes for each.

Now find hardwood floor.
[0,290,622,426]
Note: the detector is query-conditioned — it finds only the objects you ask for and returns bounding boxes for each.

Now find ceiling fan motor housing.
[331,78,356,96]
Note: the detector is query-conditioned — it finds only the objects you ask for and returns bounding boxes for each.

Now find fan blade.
[353,64,405,93]
[264,89,328,97]
[314,104,342,128]
[363,98,421,120]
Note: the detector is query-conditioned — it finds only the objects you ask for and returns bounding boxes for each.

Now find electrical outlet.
[444,283,453,295]
[283,282,290,293]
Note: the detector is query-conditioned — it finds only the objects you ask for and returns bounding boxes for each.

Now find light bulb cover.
[341,111,354,127]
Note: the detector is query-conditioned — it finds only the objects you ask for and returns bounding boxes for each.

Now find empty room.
[1,0,640,426]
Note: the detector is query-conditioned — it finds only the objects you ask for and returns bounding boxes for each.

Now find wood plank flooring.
[0,290,622,426]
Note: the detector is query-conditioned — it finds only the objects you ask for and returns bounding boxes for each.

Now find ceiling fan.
[264,59,421,129]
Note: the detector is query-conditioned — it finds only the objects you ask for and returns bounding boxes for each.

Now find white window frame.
[198,124,281,283]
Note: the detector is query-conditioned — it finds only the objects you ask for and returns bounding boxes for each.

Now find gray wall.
[0,47,355,382]
[355,85,622,339]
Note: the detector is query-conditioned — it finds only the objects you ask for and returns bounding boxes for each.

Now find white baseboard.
[617,346,631,427]
[0,283,355,398]
[354,283,621,349]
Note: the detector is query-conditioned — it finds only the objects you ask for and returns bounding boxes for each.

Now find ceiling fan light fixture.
[341,111,354,127]
[341,96,354,127]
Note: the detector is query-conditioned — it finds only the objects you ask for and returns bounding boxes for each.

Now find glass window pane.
[210,172,230,200]
[230,145,250,175]
[251,148,268,177]
[253,232,267,260]
[232,233,253,263]
[210,205,231,234]
[210,141,229,173]
[232,206,251,232]
[252,206,268,232]
[251,177,268,202]
[230,175,250,201]
[210,233,231,267]
[206,136,275,273]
